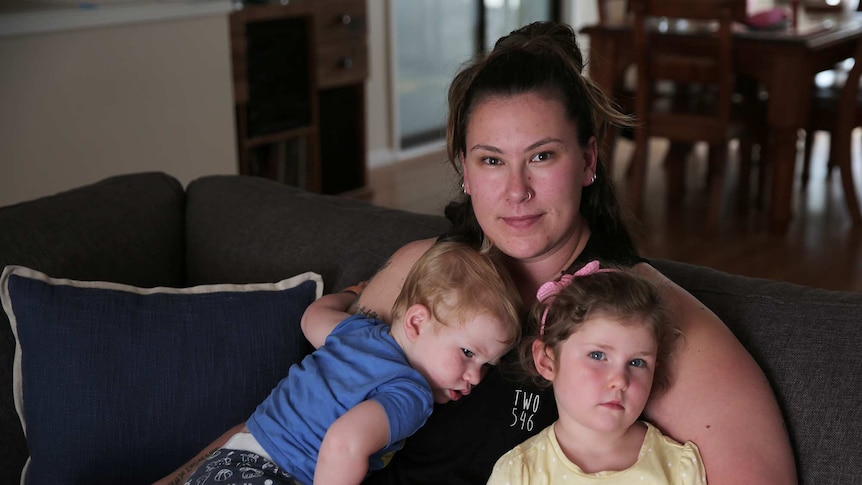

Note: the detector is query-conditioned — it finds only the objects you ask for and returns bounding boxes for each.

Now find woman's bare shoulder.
[354,238,437,323]
[633,262,797,484]
[374,238,438,285]
[390,238,439,264]
[632,262,714,321]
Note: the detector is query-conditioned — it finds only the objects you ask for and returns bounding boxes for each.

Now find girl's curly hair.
[518,262,682,397]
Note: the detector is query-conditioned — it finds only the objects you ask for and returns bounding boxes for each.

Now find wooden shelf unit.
[229,0,369,197]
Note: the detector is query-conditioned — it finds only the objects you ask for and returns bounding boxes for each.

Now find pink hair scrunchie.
[536,260,615,335]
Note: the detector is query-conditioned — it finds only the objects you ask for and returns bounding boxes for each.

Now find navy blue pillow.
[0,266,322,485]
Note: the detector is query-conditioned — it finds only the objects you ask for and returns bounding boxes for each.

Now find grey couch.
[1,172,859,484]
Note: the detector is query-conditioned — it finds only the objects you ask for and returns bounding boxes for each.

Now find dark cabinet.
[230,0,370,198]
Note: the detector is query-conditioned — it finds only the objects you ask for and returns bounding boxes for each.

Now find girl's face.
[533,315,657,436]
[461,92,597,265]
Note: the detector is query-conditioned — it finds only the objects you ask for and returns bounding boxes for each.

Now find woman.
[358,21,796,485]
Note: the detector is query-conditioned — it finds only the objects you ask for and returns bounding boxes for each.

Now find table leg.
[767,126,797,232]
[761,53,812,233]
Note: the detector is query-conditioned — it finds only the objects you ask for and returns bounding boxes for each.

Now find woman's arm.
[636,264,797,484]
[301,291,357,349]
[350,238,437,323]
[314,400,389,484]
[151,423,246,485]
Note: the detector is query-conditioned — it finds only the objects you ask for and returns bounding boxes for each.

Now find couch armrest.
[0,171,186,480]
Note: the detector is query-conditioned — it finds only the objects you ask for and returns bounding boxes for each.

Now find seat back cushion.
[184,175,451,292]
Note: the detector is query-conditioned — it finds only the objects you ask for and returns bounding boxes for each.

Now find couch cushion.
[184,175,451,292]
[651,259,862,484]
[0,172,186,479]
[1,265,321,485]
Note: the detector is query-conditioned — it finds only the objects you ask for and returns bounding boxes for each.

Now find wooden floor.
[369,132,862,293]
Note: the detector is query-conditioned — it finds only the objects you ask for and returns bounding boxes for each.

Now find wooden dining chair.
[628,0,752,227]
[595,0,636,177]
[799,38,862,225]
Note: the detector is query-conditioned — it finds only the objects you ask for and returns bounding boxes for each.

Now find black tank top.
[363,232,641,485]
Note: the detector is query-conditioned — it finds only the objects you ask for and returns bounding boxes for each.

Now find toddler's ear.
[532,340,557,381]
[403,303,431,341]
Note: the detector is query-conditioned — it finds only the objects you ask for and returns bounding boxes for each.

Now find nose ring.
[524,190,533,202]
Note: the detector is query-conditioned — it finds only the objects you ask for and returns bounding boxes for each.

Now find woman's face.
[461,92,597,265]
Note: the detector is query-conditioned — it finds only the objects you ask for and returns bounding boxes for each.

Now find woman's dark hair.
[443,21,636,251]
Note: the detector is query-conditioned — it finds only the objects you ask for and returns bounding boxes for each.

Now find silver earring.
[591,173,597,183]
[461,182,466,194]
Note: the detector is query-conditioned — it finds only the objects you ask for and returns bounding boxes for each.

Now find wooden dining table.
[581,8,862,232]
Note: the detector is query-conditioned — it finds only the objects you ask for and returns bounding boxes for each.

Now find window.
[484,0,556,51]
[393,0,560,150]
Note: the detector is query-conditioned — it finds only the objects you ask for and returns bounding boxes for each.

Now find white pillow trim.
[1,265,324,296]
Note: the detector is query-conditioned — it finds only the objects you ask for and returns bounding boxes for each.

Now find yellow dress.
[487,421,706,485]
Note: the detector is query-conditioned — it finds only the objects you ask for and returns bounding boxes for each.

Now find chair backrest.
[838,39,862,122]
[831,37,862,223]
[630,0,746,141]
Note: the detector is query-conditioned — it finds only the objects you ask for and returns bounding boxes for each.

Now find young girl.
[487,260,707,484]
[155,241,522,485]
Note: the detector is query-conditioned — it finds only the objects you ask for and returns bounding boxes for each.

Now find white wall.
[364,0,396,168]
[0,10,236,207]
[0,0,592,207]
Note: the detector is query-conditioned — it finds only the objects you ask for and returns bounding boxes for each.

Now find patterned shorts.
[184,448,299,485]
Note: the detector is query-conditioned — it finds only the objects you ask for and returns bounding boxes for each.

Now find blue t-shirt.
[247,314,434,485]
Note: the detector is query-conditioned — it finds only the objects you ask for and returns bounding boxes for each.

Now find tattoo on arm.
[356,305,379,321]
[166,446,220,485]
[348,257,391,318]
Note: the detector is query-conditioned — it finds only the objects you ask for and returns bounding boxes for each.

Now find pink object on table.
[744,7,790,31]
